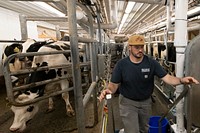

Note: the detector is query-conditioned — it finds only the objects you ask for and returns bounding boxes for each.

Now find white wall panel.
[0,7,21,40]
[27,21,39,40]
[0,7,57,76]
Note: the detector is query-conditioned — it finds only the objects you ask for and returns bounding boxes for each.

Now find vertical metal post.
[79,3,99,125]
[106,94,115,133]
[148,33,151,56]
[186,85,192,133]
[3,58,14,103]
[55,25,61,40]
[19,14,28,40]
[77,1,99,125]
[174,0,188,132]
[67,1,85,133]
[96,5,103,54]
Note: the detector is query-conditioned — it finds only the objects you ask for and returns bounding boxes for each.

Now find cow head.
[3,43,23,72]
[10,91,39,132]
[4,43,23,62]
[20,39,54,68]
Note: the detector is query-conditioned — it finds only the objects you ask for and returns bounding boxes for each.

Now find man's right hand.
[98,89,112,102]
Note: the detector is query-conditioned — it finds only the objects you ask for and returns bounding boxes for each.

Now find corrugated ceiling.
[0,0,200,38]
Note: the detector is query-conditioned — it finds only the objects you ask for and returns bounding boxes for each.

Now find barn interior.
[0,0,200,133]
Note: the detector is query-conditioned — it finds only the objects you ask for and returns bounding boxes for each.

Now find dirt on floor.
[0,84,102,133]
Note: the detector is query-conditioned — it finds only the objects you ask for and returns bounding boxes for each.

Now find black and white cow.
[2,43,23,72]
[20,39,54,66]
[9,41,75,132]
[157,43,176,75]
[2,39,54,85]
[1,42,24,84]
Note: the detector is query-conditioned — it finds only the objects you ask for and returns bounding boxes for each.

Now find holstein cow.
[9,41,75,132]
[157,43,176,76]
[20,39,54,65]
[1,39,52,73]
[3,39,54,85]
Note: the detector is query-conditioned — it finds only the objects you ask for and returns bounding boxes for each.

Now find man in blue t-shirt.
[99,35,199,133]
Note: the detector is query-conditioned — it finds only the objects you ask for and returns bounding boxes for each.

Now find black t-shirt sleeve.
[111,61,122,83]
[153,60,167,78]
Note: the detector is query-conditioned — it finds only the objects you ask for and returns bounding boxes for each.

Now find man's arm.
[162,74,199,86]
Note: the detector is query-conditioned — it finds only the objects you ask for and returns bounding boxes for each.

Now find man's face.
[129,45,144,59]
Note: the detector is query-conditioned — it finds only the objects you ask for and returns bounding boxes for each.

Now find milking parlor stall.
[1,0,200,133]
[0,1,109,133]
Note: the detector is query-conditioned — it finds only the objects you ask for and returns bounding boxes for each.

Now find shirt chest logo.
[141,68,150,72]
[141,68,150,79]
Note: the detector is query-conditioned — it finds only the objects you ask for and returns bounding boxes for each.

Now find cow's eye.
[27,106,34,112]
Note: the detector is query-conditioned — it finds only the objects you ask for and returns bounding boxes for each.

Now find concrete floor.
[0,84,101,133]
[0,80,173,133]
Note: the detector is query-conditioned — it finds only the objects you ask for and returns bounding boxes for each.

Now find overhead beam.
[26,16,68,21]
[9,0,59,1]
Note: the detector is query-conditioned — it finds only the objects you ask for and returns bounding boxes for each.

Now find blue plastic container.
[148,116,168,133]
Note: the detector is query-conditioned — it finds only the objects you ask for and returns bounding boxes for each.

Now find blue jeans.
[119,94,151,133]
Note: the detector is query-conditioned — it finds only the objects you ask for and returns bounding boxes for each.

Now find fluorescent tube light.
[117,24,123,34]
[117,1,135,34]
[121,13,129,24]
[125,2,135,13]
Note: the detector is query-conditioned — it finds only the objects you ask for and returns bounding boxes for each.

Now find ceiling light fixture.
[117,1,135,34]
[125,1,135,13]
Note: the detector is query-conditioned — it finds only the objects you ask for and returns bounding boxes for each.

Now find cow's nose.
[10,127,19,132]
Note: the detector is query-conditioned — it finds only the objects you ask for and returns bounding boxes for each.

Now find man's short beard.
[131,52,143,59]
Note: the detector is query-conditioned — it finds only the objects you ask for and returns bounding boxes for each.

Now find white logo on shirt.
[141,68,150,72]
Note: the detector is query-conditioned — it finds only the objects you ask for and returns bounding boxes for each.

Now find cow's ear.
[27,106,34,112]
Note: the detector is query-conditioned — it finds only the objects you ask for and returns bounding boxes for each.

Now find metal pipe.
[93,0,117,29]
[159,85,190,133]
[128,0,166,4]
[67,0,86,132]
[164,1,171,61]
[78,37,97,43]
[174,0,188,132]
[10,0,58,1]
[26,16,68,21]
[138,6,200,34]
[106,94,115,133]
[0,40,25,43]
[77,2,99,125]
[10,62,90,76]
[83,82,97,107]
[12,87,74,106]
[96,4,103,54]
[187,25,200,31]
[55,25,61,40]
[19,14,28,40]
[100,0,109,23]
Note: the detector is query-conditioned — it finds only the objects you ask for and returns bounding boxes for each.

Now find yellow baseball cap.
[128,35,145,46]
